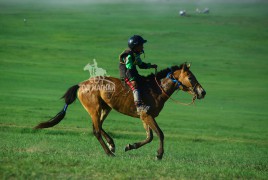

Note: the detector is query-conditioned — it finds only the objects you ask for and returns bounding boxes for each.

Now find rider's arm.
[125,54,154,69]
[125,55,135,69]
[136,55,152,69]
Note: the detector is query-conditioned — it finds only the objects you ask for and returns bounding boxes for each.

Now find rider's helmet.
[128,35,147,50]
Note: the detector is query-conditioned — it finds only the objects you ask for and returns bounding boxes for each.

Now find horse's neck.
[159,77,177,98]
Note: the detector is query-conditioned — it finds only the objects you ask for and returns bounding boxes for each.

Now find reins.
[154,68,196,106]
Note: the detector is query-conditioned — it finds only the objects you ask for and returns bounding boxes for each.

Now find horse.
[34,62,206,160]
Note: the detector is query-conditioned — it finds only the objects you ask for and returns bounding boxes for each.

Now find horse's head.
[172,63,206,100]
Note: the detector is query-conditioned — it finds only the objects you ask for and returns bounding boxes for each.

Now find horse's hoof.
[111,147,115,153]
[108,152,115,157]
[156,155,163,160]
[107,143,115,153]
[125,144,131,152]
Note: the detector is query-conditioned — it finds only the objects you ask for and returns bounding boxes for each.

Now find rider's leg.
[125,79,149,114]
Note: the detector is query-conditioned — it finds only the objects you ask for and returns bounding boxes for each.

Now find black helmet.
[128,35,147,50]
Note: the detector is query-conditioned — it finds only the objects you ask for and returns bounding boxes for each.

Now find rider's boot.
[133,89,150,114]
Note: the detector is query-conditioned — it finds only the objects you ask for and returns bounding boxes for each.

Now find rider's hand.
[151,64,158,69]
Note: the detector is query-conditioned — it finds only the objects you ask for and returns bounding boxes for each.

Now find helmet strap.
[140,50,145,58]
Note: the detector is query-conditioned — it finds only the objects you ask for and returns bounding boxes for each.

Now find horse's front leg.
[125,122,153,151]
[141,113,164,160]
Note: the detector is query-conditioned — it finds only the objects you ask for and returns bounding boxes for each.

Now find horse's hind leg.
[78,87,114,156]
[125,122,153,152]
[101,130,115,153]
[91,112,115,156]
[99,107,115,153]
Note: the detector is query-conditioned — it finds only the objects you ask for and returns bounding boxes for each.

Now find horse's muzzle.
[195,84,206,99]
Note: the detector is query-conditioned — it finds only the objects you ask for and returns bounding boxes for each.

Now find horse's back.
[77,76,138,117]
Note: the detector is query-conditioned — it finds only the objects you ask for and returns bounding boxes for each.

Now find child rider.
[119,35,157,114]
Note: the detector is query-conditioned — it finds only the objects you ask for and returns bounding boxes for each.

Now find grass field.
[1,0,268,179]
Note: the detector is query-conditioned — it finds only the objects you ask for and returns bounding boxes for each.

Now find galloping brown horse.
[35,63,206,160]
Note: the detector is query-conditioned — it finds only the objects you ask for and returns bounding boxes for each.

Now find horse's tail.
[34,85,80,129]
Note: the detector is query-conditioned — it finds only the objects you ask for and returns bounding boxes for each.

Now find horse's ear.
[187,63,191,69]
[182,62,191,71]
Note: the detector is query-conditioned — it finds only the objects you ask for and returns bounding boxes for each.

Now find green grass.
[1,0,268,179]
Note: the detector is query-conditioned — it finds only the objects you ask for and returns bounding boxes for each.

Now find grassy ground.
[1,0,268,179]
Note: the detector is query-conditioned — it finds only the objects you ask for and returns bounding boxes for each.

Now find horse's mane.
[145,63,186,81]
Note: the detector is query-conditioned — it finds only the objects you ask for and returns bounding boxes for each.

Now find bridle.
[154,68,197,106]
